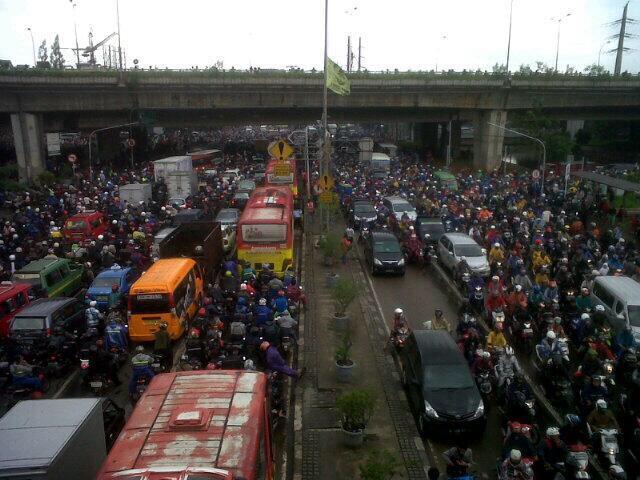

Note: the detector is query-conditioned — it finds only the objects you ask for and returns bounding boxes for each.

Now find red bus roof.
[67,210,104,220]
[98,370,268,480]
[239,207,290,224]
[247,186,293,210]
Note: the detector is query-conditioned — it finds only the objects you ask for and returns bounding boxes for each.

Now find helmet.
[515,284,522,292]
[395,308,404,315]
[581,313,590,320]
[509,449,522,463]
[596,399,607,410]
[240,283,247,291]
[435,309,443,317]
[198,308,206,316]
[89,301,97,307]
[492,275,499,281]
[505,346,514,356]
[565,414,581,426]
[546,330,556,340]
[112,220,118,225]
[225,270,232,277]
[159,322,167,329]
[136,345,145,353]
[111,284,119,292]
[482,351,491,359]
[494,242,500,248]
[609,465,627,480]
[546,427,560,437]
[595,304,605,312]
[98,235,104,240]
[259,298,267,306]
[260,341,270,351]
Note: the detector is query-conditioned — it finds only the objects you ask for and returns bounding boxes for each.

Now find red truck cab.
[0,281,34,337]
[63,211,108,242]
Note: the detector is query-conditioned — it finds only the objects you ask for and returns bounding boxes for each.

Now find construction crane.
[82,31,118,65]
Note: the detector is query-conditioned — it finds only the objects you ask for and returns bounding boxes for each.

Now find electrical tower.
[609,2,637,75]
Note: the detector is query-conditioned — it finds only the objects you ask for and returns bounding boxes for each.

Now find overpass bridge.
[2,69,640,181]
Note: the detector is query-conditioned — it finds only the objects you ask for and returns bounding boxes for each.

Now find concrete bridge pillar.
[10,113,45,183]
[451,120,462,159]
[566,120,585,140]
[473,110,507,171]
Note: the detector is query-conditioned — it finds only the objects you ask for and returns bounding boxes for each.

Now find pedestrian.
[340,234,352,264]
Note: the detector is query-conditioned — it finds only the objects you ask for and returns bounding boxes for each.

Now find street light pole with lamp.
[26,27,36,67]
[552,13,571,72]
[488,122,547,196]
[505,0,514,73]
[598,39,612,67]
[69,1,81,68]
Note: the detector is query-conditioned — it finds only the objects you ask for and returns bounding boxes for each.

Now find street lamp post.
[26,27,36,67]
[88,122,138,181]
[488,122,546,195]
[552,13,571,72]
[116,0,123,70]
[505,0,514,73]
[70,1,81,68]
[598,39,612,67]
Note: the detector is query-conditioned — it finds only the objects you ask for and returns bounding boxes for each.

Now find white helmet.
[259,298,267,306]
[510,449,522,462]
[595,304,605,312]
[596,399,607,409]
[394,308,403,315]
[89,301,97,307]
[112,220,118,225]
[494,242,500,248]
[546,330,557,340]
[97,235,104,241]
[581,313,590,320]
[515,284,522,292]
[546,427,560,437]
[482,351,491,359]
[505,346,514,356]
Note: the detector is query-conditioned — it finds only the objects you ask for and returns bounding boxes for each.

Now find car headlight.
[424,400,439,419]
[398,258,405,266]
[374,258,383,266]
[475,400,485,417]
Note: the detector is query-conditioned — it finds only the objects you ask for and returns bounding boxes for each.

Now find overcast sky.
[0,0,637,73]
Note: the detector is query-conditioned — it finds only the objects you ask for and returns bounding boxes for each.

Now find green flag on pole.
[326,57,350,95]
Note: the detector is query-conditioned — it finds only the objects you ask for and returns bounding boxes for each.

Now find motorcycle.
[470,286,484,313]
[403,242,424,265]
[80,358,110,396]
[358,226,370,246]
[588,425,621,468]
[130,374,152,404]
[475,369,494,404]
[492,308,506,327]
[390,326,411,352]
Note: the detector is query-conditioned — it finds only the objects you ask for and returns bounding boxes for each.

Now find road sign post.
[268,139,295,161]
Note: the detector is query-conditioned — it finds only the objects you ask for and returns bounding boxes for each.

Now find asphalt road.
[357,249,503,477]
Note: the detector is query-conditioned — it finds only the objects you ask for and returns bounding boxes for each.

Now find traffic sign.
[532,169,540,179]
[68,154,77,164]
[317,174,335,191]
[274,162,291,177]
[268,140,295,161]
[127,138,136,148]
[319,191,337,205]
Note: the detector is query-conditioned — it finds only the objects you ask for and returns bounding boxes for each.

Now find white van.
[591,275,640,339]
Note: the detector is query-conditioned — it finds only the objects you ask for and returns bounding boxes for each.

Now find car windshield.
[392,203,414,213]
[628,305,640,328]
[65,220,87,230]
[424,364,475,390]
[354,205,376,215]
[91,277,120,288]
[373,240,401,253]
[12,316,45,330]
[455,244,484,257]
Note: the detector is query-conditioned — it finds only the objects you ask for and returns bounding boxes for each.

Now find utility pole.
[615,2,630,75]
[347,36,351,72]
[71,1,81,68]
[357,37,362,71]
[505,0,514,73]
[321,0,329,179]
[26,27,36,67]
[116,0,123,69]
[552,13,571,72]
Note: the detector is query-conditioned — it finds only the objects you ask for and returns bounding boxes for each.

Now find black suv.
[399,330,486,436]
[364,230,405,276]
[415,217,446,245]
[350,201,378,229]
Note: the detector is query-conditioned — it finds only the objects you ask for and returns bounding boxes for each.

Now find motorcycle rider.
[537,331,560,363]
[505,372,533,414]
[107,284,123,312]
[272,290,289,314]
[580,376,609,413]
[512,268,534,293]
[471,349,493,374]
[575,288,592,313]
[497,346,522,387]
[129,345,155,395]
[9,355,43,392]
[538,427,568,480]
[423,308,450,332]
[85,300,104,336]
[260,341,303,379]
[507,285,528,317]
[614,324,637,357]
[500,450,534,480]
[587,399,619,431]
[442,443,473,478]
[254,298,273,326]
[153,322,172,370]
[486,322,508,352]
[503,425,537,462]
[103,315,128,353]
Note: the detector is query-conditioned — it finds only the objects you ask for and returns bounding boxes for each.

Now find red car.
[63,211,108,242]
[0,281,34,337]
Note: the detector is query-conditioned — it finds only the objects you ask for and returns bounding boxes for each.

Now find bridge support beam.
[10,113,45,183]
[473,110,507,171]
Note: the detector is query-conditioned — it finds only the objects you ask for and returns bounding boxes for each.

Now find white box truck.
[153,155,192,182]
[359,137,374,162]
[166,171,198,200]
[118,183,152,205]
[0,398,106,479]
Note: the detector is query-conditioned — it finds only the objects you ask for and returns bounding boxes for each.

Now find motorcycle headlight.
[374,258,383,266]
[475,400,485,417]
[424,400,439,419]
[398,258,405,266]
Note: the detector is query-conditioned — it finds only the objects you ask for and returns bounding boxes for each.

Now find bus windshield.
[241,224,287,243]
[130,293,171,314]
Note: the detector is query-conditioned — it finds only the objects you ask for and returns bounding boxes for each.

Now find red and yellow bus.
[97,370,274,480]
[237,186,294,276]
[265,159,299,198]
[188,149,223,174]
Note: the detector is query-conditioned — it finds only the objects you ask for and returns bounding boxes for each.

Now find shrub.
[334,334,353,366]
[331,278,359,316]
[320,232,341,259]
[336,389,376,432]
[358,449,401,480]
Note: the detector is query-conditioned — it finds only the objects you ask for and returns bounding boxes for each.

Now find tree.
[38,40,48,63]
[518,64,533,75]
[50,35,65,69]
[534,61,554,74]
[584,64,608,76]
[510,107,575,163]
[492,63,507,74]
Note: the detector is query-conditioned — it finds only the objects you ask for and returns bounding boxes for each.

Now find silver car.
[382,196,417,222]
[437,233,490,276]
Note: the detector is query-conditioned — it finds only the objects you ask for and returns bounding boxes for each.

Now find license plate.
[523,328,533,334]
[90,381,103,388]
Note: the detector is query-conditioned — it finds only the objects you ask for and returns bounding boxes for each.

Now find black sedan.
[364,230,405,276]
[415,217,446,245]
[350,201,378,229]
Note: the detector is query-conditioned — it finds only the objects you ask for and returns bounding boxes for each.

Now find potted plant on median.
[335,334,355,383]
[320,232,341,269]
[331,277,359,329]
[358,449,401,480]
[336,388,376,447]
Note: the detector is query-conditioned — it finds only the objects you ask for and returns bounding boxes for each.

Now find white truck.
[166,170,198,200]
[153,155,192,182]
[118,183,152,205]
[359,137,374,162]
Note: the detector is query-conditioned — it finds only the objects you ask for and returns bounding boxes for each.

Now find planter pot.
[333,312,350,330]
[341,427,364,447]
[325,272,340,288]
[323,255,336,267]
[336,359,355,383]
